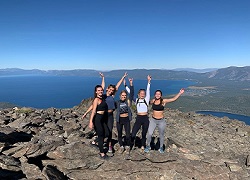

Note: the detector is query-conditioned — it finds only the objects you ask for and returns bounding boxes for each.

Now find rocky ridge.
[0,99,250,179]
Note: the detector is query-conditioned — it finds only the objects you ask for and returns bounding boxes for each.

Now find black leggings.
[131,115,149,147]
[104,112,114,144]
[117,116,131,146]
[93,113,106,153]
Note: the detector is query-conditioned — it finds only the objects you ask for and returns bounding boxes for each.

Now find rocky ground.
[0,98,250,180]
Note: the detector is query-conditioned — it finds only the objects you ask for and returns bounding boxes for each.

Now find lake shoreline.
[196,110,250,125]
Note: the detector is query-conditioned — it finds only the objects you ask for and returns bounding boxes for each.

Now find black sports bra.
[96,98,108,111]
[152,103,164,111]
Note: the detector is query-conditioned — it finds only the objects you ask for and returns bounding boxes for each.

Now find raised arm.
[163,88,185,103]
[124,79,131,94]
[89,98,98,129]
[82,104,93,119]
[99,72,105,89]
[116,72,128,90]
[145,75,151,104]
[128,78,134,103]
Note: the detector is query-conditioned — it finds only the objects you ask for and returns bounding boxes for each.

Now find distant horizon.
[1,65,249,71]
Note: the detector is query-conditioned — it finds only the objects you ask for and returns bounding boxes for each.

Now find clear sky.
[0,0,249,70]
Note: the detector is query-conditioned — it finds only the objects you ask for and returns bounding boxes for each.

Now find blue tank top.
[104,95,116,110]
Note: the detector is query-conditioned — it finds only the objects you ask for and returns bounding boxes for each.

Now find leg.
[107,112,114,145]
[103,113,109,139]
[123,117,131,146]
[116,120,123,146]
[131,116,142,145]
[158,119,167,148]
[93,114,105,153]
[146,118,157,146]
[141,116,149,147]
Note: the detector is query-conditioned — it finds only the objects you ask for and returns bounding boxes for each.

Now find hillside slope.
[205,66,250,81]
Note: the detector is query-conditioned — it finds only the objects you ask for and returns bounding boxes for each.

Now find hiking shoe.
[108,146,113,153]
[99,154,110,160]
[144,146,151,153]
[140,146,145,153]
[90,140,99,149]
[124,146,130,155]
[159,147,164,154]
[118,146,125,154]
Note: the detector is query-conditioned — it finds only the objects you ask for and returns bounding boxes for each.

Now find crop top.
[104,95,116,110]
[135,83,150,113]
[96,98,108,111]
[152,102,164,111]
[119,101,129,114]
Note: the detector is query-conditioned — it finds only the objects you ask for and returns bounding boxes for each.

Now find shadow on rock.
[0,169,26,180]
[0,131,33,144]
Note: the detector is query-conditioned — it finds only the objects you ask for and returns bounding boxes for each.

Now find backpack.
[136,98,148,107]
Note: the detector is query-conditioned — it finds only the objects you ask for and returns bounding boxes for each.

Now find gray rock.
[226,163,243,172]
[0,142,6,152]
[2,143,27,156]
[42,165,68,180]
[0,154,21,172]
[20,156,45,179]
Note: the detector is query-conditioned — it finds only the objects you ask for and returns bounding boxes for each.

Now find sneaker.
[118,146,125,154]
[99,154,110,160]
[108,146,113,153]
[90,140,99,149]
[144,146,151,153]
[158,147,164,153]
[124,146,130,155]
[141,146,145,153]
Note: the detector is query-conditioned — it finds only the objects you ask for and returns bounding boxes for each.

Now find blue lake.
[0,75,195,109]
[196,111,250,125]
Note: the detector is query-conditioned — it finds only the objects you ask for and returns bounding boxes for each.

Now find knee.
[147,131,153,137]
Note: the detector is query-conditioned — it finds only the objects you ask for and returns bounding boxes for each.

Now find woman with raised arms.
[127,75,151,151]
[144,88,185,153]
[116,78,134,154]
[83,72,128,153]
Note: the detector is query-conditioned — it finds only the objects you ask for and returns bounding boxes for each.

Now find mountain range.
[0,66,249,81]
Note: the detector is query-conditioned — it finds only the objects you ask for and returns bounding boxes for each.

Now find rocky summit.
[0,99,250,180]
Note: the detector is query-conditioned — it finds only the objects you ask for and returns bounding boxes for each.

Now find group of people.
[82,72,184,159]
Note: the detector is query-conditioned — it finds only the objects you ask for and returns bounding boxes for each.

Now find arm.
[116,72,128,90]
[128,78,134,103]
[163,88,185,103]
[124,79,130,94]
[89,98,98,129]
[82,105,93,119]
[145,75,151,104]
[100,72,105,89]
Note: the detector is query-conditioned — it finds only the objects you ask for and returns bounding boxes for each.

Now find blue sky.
[0,0,249,70]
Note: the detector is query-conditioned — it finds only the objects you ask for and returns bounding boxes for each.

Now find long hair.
[94,85,103,98]
[154,89,163,104]
[120,90,130,105]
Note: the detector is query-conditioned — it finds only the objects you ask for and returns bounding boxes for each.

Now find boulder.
[0,154,21,172]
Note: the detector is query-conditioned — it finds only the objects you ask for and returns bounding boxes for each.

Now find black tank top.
[96,98,108,111]
[152,103,164,111]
